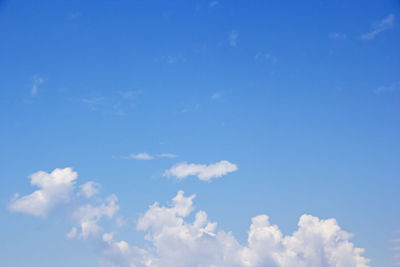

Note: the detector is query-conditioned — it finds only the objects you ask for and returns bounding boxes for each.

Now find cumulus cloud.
[8,168,77,217]
[361,14,395,40]
[100,191,370,267]
[164,160,238,181]
[72,194,119,239]
[9,168,369,267]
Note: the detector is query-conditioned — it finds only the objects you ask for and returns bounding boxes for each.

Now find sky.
[0,0,399,266]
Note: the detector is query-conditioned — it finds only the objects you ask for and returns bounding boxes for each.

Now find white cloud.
[229,30,239,47]
[9,169,370,267]
[164,160,238,181]
[129,153,154,160]
[100,191,370,267]
[361,14,395,40]
[72,194,119,239]
[79,181,101,198]
[8,167,77,217]
[114,152,178,160]
[31,75,44,96]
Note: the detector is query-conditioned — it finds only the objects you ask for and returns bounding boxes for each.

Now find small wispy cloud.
[31,75,44,96]
[361,14,395,40]
[181,103,200,113]
[209,0,219,8]
[68,12,82,20]
[329,32,347,40]
[374,81,400,94]
[157,153,178,158]
[229,30,239,47]
[113,152,178,160]
[81,97,104,111]
[155,54,186,64]
[211,92,222,100]
[392,230,400,265]
[255,52,278,63]
[120,90,142,100]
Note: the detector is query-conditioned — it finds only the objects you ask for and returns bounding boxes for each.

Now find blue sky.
[0,1,399,266]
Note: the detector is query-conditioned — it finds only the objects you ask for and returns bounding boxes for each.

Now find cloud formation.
[361,14,395,40]
[329,32,347,40]
[79,181,101,198]
[101,191,370,267]
[229,30,239,47]
[164,160,238,181]
[8,167,77,216]
[374,81,400,94]
[9,168,370,266]
[31,75,44,96]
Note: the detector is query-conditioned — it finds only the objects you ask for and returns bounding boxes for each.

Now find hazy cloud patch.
[361,14,395,40]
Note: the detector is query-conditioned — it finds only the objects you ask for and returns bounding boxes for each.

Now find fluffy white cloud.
[99,191,369,267]
[79,181,101,198]
[164,160,238,181]
[8,167,77,217]
[9,168,369,267]
[361,14,395,40]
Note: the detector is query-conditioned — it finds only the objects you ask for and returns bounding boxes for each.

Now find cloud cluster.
[100,191,369,267]
[9,168,369,267]
[164,160,238,181]
[362,14,395,40]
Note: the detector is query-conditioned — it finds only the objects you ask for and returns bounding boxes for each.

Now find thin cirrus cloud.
[361,14,395,40]
[113,152,178,160]
[31,75,44,96]
[164,160,238,181]
[229,30,239,47]
[8,167,370,267]
[374,81,400,94]
[392,231,400,265]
